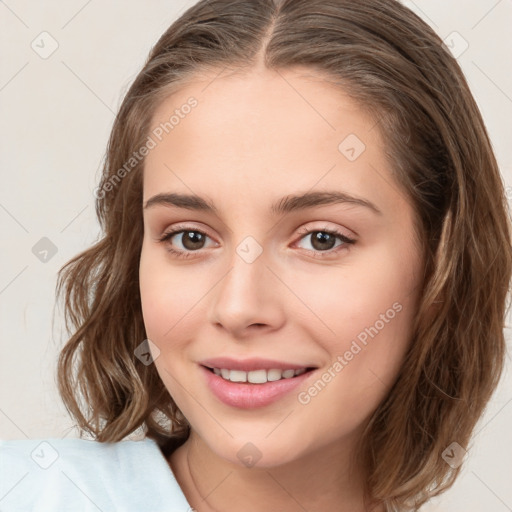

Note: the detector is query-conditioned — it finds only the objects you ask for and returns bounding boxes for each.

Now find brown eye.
[308,231,338,251]
[295,228,356,257]
[176,231,207,251]
[157,224,356,260]
[158,227,215,258]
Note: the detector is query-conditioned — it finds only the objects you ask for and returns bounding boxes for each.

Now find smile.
[200,363,317,409]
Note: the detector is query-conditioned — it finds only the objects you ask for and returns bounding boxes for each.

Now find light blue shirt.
[0,437,192,511]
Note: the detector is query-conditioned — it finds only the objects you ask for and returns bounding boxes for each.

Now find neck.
[167,429,384,512]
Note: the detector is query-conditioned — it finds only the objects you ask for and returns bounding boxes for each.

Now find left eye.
[295,228,356,253]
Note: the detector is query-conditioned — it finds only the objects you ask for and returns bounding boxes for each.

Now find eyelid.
[157,221,355,241]
[295,222,356,240]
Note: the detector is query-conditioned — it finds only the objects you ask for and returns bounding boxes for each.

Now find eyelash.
[157,224,356,260]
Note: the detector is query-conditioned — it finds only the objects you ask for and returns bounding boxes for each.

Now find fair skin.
[139,66,424,512]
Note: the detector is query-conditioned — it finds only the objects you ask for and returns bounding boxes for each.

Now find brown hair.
[55,0,512,510]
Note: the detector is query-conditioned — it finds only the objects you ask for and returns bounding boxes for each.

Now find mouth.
[199,362,318,409]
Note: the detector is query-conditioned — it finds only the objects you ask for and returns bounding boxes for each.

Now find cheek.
[139,244,204,341]
[289,242,419,341]
[139,247,203,406]
[289,244,420,403]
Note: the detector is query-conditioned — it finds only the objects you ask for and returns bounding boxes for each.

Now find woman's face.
[139,67,424,468]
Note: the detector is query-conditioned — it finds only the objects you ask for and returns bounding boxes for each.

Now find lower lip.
[200,365,314,409]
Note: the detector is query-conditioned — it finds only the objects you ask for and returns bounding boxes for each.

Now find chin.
[201,432,308,470]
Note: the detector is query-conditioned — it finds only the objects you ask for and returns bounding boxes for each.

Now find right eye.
[157,225,217,258]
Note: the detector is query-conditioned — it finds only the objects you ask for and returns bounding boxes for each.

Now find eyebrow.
[143,190,382,216]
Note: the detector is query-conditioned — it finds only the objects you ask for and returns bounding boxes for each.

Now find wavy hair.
[55,0,512,510]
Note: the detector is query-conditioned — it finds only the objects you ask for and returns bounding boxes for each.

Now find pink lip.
[200,356,316,372]
[200,365,315,409]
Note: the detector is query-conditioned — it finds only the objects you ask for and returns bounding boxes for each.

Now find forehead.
[148,67,381,157]
[143,67,403,217]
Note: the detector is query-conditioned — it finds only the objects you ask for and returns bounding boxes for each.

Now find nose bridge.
[208,233,283,334]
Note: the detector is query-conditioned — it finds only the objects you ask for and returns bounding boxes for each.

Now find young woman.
[1,1,511,511]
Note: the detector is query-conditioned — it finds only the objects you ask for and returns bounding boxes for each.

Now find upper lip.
[200,357,317,372]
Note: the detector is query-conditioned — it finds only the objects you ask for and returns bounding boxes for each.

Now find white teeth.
[229,370,247,382]
[267,369,283,382]
[248,369,267,384]
[211,367,309,383]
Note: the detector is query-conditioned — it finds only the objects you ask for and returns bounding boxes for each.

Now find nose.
[208,242,286,339]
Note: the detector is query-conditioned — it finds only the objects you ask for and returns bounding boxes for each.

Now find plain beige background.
[1,1,511,510]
